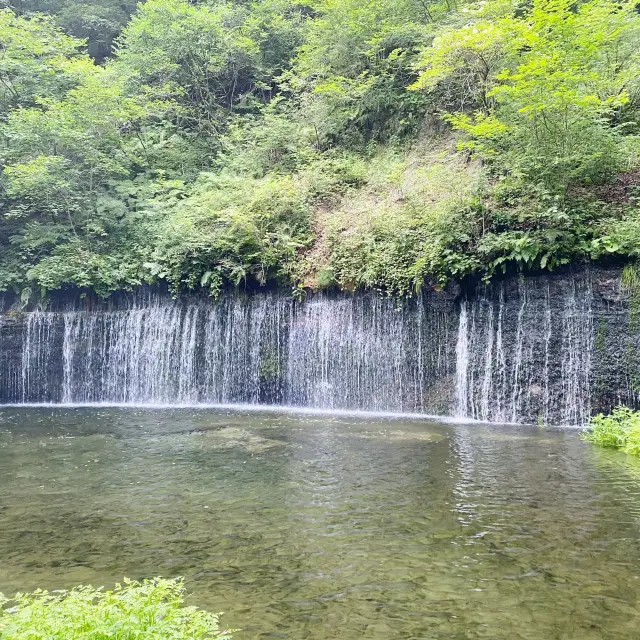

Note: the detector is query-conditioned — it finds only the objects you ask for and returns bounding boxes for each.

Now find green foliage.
[582,406,640,457]
[319,146,482,294]
[0,577,233,640]
[146,149,368,295]
[413,0,640,192]
[289,0,441,146]
[1,0,640,299]
[0,44,165,294]
[0,9,84,112]
[5,0,139,60]
[149,172,312,294]
[593,206,640,261]
[116,0,305,138]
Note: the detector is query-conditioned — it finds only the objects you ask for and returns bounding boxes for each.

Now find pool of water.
[1,407,640,639]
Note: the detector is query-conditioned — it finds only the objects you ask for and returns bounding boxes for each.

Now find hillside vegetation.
[0,0,639,300]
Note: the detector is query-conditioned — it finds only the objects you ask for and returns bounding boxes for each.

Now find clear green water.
[1,408,640,639]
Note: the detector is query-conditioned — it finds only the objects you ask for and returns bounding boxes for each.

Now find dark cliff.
[0,267,638,424]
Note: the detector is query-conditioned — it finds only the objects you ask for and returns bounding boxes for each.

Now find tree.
[3,0,139,61]
[412,0,640,191]
[0,12,163,293]
[115,0,306,138]
[289,0,442,145]
[0,9,84,113]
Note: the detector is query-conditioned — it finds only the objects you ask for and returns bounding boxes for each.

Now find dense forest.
[0,0,639,300]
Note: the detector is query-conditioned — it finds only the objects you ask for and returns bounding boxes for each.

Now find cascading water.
[54,295,293,406]
[1,268,635,424]
[453,275,596,425]
[6,291,457,414]
[454,301,469,418]
[285,295,454,411]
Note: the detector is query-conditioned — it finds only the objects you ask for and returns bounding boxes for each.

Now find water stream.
[1,407,640,639]
[454,277,595,424]
[4,292,458,415]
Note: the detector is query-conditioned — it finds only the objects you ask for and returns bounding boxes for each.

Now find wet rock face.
[0,312,24,402]
[589,276,640,416]
[455,267,635,424]
[0,311,66,404]
[0,290,460,413]
[0,267,637,424]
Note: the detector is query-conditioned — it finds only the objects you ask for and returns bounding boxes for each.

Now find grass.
[582,406,640,456]
[0,577,233,640]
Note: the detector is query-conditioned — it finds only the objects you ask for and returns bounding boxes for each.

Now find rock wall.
[0,267,637,424]
[456,268,638,424]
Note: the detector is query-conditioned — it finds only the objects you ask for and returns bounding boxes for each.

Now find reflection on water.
[1,408,640,639]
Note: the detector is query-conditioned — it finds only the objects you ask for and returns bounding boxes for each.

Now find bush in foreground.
[582,406,640,457]
[0,577,233,640]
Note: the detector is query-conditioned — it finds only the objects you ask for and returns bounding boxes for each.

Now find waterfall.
[4,291,457,414]
[1,269,628,424]
[53,296,293,405]
[454,301,469,418]
[560,278,593,425]
[22,312,58,403]
[453,274,597,425]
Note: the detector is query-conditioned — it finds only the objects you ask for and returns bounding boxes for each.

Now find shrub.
[0,577,233,640]
[412,0,640,193]
[582,406,640,456]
